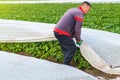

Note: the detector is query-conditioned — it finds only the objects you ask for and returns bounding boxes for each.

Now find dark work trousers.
[54,32,77,65]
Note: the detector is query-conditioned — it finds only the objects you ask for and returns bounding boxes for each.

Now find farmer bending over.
[54,1,91,65]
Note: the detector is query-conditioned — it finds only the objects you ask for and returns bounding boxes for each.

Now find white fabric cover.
[0,19,120,75]
[0,19,55,42]
[80,28,120,75]
[0,51,98,80]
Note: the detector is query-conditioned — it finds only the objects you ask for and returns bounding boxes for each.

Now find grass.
[0,3,120,69]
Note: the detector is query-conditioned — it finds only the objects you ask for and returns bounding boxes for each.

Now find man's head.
[80,1,91,14]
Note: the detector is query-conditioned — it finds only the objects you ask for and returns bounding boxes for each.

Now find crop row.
[0,3,120,69]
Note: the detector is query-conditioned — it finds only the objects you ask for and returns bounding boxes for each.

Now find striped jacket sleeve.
[74,15,84,42]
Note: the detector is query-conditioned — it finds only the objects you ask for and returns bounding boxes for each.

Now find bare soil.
[82,67,120,80]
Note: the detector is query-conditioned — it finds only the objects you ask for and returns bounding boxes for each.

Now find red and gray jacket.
[54,6,84,42]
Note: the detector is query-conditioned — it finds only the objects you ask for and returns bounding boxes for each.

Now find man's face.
[81,3,91,14]
[84,6,91,14]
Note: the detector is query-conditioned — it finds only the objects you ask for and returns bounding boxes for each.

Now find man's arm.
[74,16,83,42]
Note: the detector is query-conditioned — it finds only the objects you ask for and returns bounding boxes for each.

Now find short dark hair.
[82,1,91,7]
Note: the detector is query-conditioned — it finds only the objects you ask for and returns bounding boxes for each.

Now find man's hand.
[76,40,83,46]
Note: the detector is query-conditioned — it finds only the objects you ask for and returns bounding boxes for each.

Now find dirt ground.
[70,61,120,80]
[17,52,120,80]
[82,67,120,80]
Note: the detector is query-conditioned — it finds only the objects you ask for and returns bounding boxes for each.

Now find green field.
[0,3,120,69]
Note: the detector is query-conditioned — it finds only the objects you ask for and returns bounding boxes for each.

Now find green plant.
[0,3,120,69]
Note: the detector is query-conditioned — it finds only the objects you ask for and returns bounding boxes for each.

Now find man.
[54,1,91,65]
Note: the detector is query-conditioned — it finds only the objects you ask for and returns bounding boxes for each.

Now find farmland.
[0,3,120,69]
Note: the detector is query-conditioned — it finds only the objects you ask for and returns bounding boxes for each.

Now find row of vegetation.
[0,3,120,69]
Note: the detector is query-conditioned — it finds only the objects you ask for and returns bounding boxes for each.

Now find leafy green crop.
[0,3,120,69]
[0,3,119,33]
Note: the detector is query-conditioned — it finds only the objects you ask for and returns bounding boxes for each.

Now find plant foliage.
[0,3,120,69]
